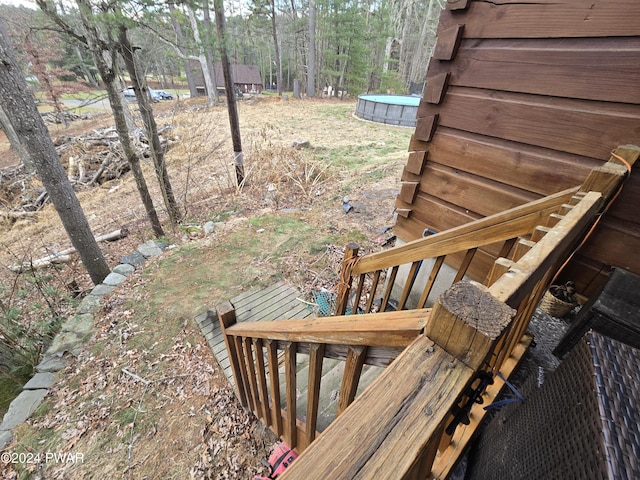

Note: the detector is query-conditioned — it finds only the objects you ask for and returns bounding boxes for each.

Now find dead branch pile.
[0,124,177,218]
[41,110,93,125]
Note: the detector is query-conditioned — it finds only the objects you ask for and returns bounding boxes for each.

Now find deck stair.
[196,281,386,434]
[196,281,314,385]
[211,149,635,478]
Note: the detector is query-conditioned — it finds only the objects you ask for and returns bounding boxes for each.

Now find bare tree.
[307,0,315,97]
[0,23,110,285]
[168,3,198,99]
[0,104,33,172]
[187,5,217,106]
[117,25,182,225]
[214,0,244,185]
[35,0,167,236]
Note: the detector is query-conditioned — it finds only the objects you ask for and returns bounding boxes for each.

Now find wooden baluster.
[353,273,366,314]
[381,266,399,311]
[500,273,552,371]
[453,247,477,283]
[253,338,271,427]
[417,255,445,308]
[243,337,263,420]
[512,239,535,262]
[484,257,513,287]
[412,423,446,480]
[546,213,564,227]
[365,270,381,313]
[218,302,248,407]
[558,203,574,215]
[496,237,517,260]
[398,260,422,310]
[337,346,367,417]
[265,339,283,437]
[284,341,297,448]
[335,243,359,315]
[530,226,550,242]
[235,336,256,412]
[305,343,325,445]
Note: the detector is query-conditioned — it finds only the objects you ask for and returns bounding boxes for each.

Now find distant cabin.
[189,61,263,96]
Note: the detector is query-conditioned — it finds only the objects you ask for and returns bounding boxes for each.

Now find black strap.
[269,448,293,479]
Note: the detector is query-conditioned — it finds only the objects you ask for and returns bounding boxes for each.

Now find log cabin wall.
[396,0,640,296]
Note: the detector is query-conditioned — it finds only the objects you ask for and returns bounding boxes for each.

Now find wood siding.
[396,0,640,295]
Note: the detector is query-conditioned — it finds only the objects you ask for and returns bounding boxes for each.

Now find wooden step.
[196,282,315,386]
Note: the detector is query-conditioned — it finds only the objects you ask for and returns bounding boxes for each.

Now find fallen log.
[7,228,128,272]
[1,211,37,219]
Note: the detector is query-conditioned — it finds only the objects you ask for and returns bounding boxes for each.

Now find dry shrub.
[240,124,334,209]
[168,107,236,217]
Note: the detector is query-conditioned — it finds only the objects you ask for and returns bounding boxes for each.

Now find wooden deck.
[195,281,315,385]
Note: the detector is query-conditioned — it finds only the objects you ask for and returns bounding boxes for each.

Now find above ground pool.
[355,94,421,127]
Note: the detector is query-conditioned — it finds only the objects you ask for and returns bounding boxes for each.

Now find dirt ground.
[0,95,412,478]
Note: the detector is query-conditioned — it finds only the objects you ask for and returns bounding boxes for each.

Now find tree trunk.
[169,4,198,99]
[118,27,182,225]
[0,104,33,172]
[270,0,282,96]
[105,80,164,237]
[307,0,316,97]
[202,0,220,103]
[409,0,439,84]
[213,0,244,185]
[0,25,110,285]
[188,6,217,106]
[75,46,99,88]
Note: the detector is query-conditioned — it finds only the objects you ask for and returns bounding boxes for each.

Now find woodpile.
[0,124,177,219]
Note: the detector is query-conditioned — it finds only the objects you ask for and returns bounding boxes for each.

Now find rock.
[90,284,115,296]
[113,263,135,276]
[23,372,55,390]
[137,240,163,258]
[203,221,216,235]
[0,430,13,450]
[36,355,67,373]
[120,251,146,266]
[0,389,48,431]
[77,294,102,314]
[45,330,85,356]
[292,139,310,149]
[102,272,127,286]
[61,313,94,337]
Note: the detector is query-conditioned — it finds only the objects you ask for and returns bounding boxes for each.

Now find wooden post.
[425,281,514,370]
[335,243,359,315]
[218,302,249,407]
[425,281,515,455]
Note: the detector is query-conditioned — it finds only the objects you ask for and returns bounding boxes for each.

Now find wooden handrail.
[352,186,578,275]
[223,309,429,347]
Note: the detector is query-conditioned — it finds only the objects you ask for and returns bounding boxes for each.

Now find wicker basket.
[540,290,577,317]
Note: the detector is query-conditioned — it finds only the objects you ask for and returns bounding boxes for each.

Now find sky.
[0,0,36,8]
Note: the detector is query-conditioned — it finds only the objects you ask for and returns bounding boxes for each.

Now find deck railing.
[218,148,634,478]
